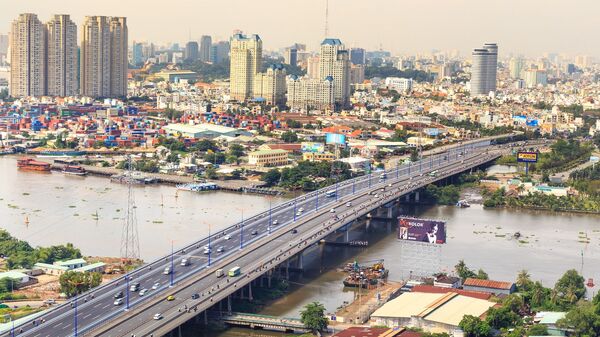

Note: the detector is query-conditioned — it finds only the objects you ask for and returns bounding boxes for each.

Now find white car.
[152,282,160,290]
[272,220,278,225]
[329,208,336,213]
[298,207,304,212]
[224,235,231,240]
[113,298,123,306]
[153,313,162,320]
[139,289,148,296]
[346,202,352,207]
[296,211,302,216]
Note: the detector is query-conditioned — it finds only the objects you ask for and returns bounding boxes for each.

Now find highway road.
[5,139,499,337]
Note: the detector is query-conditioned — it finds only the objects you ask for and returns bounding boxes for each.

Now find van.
[129,282,140,292]
[215,269,224,278]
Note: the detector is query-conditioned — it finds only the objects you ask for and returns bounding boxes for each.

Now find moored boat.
[17,158,51,172]
[62,165,87,176]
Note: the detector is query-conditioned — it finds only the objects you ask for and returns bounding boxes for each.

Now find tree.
[262,169,281,186]
[300,301,329,332]
[59,271,102,297]
[476,269,489,280]
[0,278,19,293]
[557,301,600,336]
[192,139,218,152]
[459,315,492,337]
[455,260,476,281]
[281,131,299,143]
[485,306,520,329]
[526,324,548,336]
[554,269,586,309]
[204,167,218,179]
[516,270,533,292]
[228,144,245,158]
[410,148,419,162]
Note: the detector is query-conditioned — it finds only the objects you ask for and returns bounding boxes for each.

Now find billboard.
[301,142,325,153]
[517,151,538,163]
[398,217,446,244]
[326,133,346,145]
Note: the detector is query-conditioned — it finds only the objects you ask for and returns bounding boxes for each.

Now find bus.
[325,190,336,198]
[228,266,241,277]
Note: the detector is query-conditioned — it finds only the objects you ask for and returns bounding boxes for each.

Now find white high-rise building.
[229,33,262,101]
[509,57,525,79]
[287,75,334,111]
[319,38,350,109]
[46,14,78,96]
[253,64,286,106]
[80,16,128,98]
[470,43,498,96]
[10,13,46,97]
[306,56,320,79]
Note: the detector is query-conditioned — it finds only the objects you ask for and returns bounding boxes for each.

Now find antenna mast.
[324,0,329,37]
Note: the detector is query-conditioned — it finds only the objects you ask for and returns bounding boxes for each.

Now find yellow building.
[248,149,289,167]
[303,152,336,162]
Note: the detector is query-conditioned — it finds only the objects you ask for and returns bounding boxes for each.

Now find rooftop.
[463,278,514,290]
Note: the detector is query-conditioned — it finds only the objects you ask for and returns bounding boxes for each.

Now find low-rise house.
[247,149,289,167]
[534,311,567,336]
[0,271,36,288]
[462,278,516,295]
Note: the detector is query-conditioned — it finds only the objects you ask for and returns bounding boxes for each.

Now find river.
[1,158,599,337]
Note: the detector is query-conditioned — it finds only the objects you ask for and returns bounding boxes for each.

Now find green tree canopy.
[300,301,329,332]
[459,315,492,337]
[59,271,102,297]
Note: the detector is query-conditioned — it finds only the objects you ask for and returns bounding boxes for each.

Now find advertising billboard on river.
[398,217,446,244]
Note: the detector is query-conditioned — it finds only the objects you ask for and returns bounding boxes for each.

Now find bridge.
[3,136,535,337]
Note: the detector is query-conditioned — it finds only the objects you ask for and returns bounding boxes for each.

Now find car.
[224,235,231,240]
[153,313,162,320]
[191,293,200,299]
[114,291,124,299]
[203,249,211,255]
[152,282,160,290]
[251,230,258,235]
[272,220,278,225]
[346,202,352,207]
[387,183,392,187]
[374,194,379,198]
[290,229,298,234]
[166,295,175,301]
[298,207,304,212]
[139,289,148,296]
[44,299,56,305]
[296,211,302,216]
[329,208,335,213]
[114,298,123,306]
[217,246,225,253]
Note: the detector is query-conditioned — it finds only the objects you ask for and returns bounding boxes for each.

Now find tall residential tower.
[229,33,262,101]
[9,13,46,97]
[45,14,78,96]
[470,43,498,96]
[80,16,128,98]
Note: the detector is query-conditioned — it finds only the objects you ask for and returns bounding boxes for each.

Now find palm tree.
[516,270,532,291]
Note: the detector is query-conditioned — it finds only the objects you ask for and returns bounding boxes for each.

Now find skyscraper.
[253,64,287,106]
[209,41,230,64]
[229,33,262,101]
[45,14,78,97]
[350,48,366,65]
[199,35,212,62]
[131,41,143,65]
[319,38,350,109]
[284,47,297,66]
[509,57,525,79]
[470,43,498,96]
[80,16,128,98]
[10,13,46,97]
[185,41,199,61]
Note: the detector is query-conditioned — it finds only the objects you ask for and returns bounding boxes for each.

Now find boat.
[342,260,389,288]
[456,200,470,208]
[176,182,219,192]
[17,158,51,172]
[62,165,87,176]
[0,148,15,155]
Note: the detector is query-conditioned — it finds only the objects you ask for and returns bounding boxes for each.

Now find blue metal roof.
[321,38,343,46]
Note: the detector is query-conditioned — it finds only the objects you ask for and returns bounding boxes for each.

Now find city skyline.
[3,0,600,58]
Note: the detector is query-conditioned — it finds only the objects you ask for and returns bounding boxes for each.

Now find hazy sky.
[3,0,599,57]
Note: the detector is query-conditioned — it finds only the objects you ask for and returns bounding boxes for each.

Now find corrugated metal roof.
[463,278,514,290]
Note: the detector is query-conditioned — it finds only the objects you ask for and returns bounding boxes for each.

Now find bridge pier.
[268,270,272,288]
[405,194,410,202]
[179,325,182,337]
[286,259,290,280]
[248,282,253,301]
[386,207,393,219]
[415,191,420,203]
[227,295,232,314]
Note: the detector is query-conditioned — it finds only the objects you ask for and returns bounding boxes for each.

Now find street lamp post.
[293,190,297,222]
[335,179,339,201]
[352,178,356,194]
[368,173,371,188]
[126,274,130,308]
[73,295,78,337]
[315,190,319,210]
[170,241,174,287]
[239,209,245,249]
[208,224,212,267]
[268,198,272,234]
[408,162,411,175]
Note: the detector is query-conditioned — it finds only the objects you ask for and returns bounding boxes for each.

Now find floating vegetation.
[116,209,121,212]
[33,209,41,212]
[518,240,529,244]
[496,226,502,229]
[495,234,506,237]
[73,213,79,216]
[152,220,163,224]
[68,205,76,208]
[7,204,18,209]
[54,186,64,189]
[22,192,30,196]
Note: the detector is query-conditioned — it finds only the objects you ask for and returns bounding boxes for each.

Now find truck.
[215,269,224,278]
[228,266,241,277]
